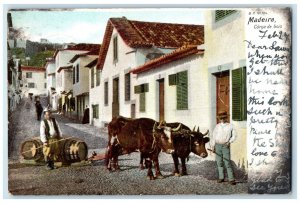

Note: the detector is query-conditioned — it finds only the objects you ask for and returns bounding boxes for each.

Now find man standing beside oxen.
[211,111,237,185]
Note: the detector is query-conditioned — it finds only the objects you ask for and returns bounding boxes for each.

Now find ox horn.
[203,130,209,136]
[192,126,196,132]
[172,123,182,132]
[197,126,200,133]
[153,122,157,132]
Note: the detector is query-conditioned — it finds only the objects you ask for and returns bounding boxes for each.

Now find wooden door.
[158,79,165,122]
[112,78,119,117]
[216,71,230,123]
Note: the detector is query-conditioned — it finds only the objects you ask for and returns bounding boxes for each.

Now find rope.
[21,137,76,154]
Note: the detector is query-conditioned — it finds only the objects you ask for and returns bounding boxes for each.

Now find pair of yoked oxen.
[106,116,210,180]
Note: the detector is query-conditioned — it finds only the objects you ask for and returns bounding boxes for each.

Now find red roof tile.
[131,45,204,74]
[69,47,100,63]
[21,66,46,72]
[97,17,204,70]
[53,43,100,58]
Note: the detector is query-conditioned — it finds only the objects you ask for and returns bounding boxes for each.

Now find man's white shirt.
[40,119,62,143]
[211,122,237,149]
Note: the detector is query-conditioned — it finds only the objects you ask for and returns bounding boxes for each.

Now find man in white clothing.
[40,108,63,170]
[211,111,237,185]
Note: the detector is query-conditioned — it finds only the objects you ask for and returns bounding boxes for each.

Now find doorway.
[215,71,230,123]
[158,79,165,122]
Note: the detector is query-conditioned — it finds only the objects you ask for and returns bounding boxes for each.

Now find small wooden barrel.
[20,138,44,161]
[61,138,88,163]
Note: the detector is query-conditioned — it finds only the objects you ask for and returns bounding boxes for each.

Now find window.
[76,64,79,83]
[92,104,99,119]
[124,73,130,101]
[44,83,47,89]
[91,67,94,88]
[232,67,247,121]
[139,93,146,112]
[215,10,237,22]
[26,72,32,78]
[176,71,188,110]
[28,83,35,88]
[134,83,149,112]
[104,81,108,105]
[113,36,118,63]
[96,68,101,86]
[72,66,75,84]
[44,72,47,79]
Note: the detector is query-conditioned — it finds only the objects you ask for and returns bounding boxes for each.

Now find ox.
[169,126,210,176]
[106,117,181,180]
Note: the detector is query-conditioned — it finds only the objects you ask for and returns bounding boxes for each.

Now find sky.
[10,8,204,44]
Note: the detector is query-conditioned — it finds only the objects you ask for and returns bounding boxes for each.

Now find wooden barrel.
[61,138,88,163]
[20,138,44,161]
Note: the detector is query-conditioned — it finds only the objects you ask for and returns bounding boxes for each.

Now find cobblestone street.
[8,97,248,196]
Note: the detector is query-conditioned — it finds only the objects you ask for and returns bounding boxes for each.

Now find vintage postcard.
[5,6,292,197]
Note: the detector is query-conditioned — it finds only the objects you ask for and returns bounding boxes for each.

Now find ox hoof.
[147,176,155,180]
[139,164,145,170]
[174,173,181,177]
[155,174,164,179]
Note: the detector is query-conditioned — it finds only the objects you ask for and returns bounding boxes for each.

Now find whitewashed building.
[131,45,209,131]
[45,58,58,109]
[70,49,99,121]
[52,43,99,114]
[20,66,47,97]
[86,58,101,126]
[95,17,204,127]
[204,10,247,170]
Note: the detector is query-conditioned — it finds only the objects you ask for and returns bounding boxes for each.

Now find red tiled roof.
[21,66,45,72]
[57,65,73,73]
[131,45,204,74]
[97,17,204,70]
[53,43,100,58]
[69,47,100,63]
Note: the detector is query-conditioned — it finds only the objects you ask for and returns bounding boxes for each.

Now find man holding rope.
[40,107,63,170]
[210,111,237,185]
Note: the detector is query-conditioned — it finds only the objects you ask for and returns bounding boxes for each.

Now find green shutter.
[176,71,188,110]
[215,10,237,22]
[169,74,177,86]
[143,83,149,92]
[232,67,247,121]
[140,93,146,112]
[134,85,141,94]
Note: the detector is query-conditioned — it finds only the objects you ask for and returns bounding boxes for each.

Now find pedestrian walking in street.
[82,105,89,124]
[40,108,63,170]
[210,111,237,185]
[35,101,43,121]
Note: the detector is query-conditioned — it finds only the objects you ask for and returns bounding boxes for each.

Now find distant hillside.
[28,50,55,67]
[25,40,63,58]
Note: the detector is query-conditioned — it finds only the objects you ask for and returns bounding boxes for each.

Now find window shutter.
[176,71,188,110]
[91,67,94,88]
[113,36,118,62]
[96,69,101,86]
[215,10,237,22]
[73,67,75,84]
[104,82,108,105]
[232,67,247,121]
[125,73,130,101]
[140,93,146,112]
[134,85,141,94]
[76,64,79,83]
[169,74,177,86]
[143,83,149,92]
